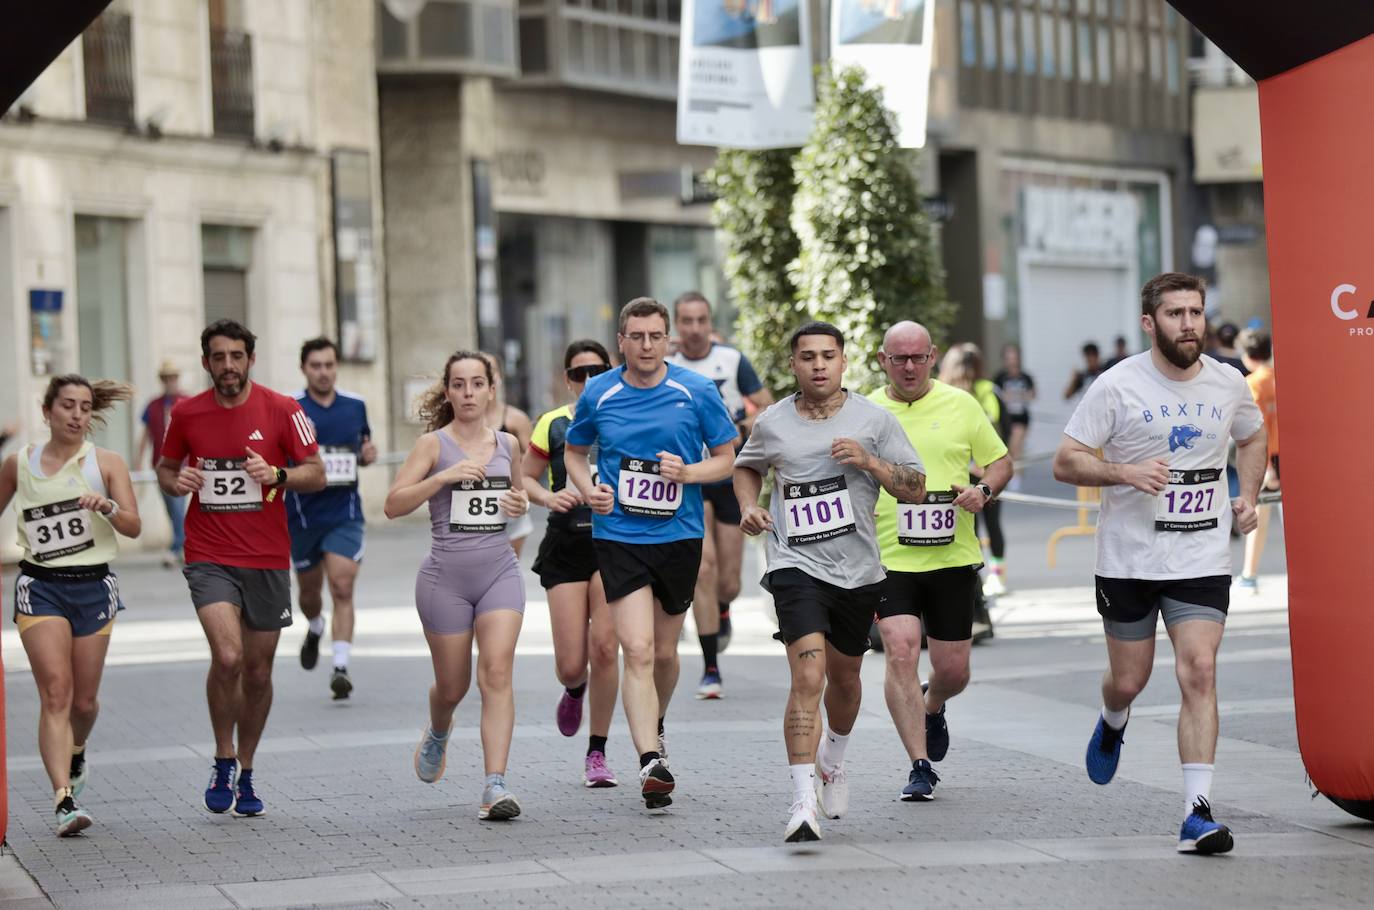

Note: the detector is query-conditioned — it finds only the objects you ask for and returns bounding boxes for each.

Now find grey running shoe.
[479,778,522,820]
[414,727,449,783]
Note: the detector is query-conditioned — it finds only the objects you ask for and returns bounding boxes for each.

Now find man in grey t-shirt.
[735,322,925,844]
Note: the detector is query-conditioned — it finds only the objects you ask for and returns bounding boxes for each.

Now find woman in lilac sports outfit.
[385,352,530,821]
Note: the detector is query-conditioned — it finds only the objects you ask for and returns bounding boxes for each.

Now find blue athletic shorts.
[290,520,366,571]
[13,562,124,637]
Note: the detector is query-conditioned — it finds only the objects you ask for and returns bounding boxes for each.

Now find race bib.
[1155,468,1225,532]
[322,445,359,487]
[898,491,957,547]
[617,458,682,517]
[449,477,510,533]
[22,498,95,562]
[781,475,857,546]
[199,458,263,512]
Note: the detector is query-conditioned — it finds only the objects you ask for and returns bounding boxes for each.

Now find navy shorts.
[290,519,365,571]
[13,562,124,637]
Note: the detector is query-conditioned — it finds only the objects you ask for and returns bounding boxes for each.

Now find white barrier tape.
[998,489,1282,511]
[129,450,409,485]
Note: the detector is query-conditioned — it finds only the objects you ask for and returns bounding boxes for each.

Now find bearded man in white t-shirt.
[1053,272,1267,856]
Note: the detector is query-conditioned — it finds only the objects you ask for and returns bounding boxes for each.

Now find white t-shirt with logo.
[1063,352,1264,580]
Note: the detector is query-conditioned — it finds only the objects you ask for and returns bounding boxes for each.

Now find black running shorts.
[765,567,883,657]
[593,538,702,615]
[877,565,982,641]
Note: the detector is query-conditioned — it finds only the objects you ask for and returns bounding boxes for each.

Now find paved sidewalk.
[3,552,1369,909]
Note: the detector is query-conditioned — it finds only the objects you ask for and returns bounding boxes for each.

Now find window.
[1041,12,1056,76]
[1060,18,1074,78]
[961,0,979,66]
[1022,7,1038,76]
[201,225,255,328]
[1097,24,1110,84]
[75,217,134,456]
[982,3,999,69]
[82,10,135,126]
[1166,34,1180,93]
[1149,32,1161,82]
[1078,22,1093,82]
[1002,6,1018,72]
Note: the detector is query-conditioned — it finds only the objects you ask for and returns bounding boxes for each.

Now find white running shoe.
[784,799,822,843]
[657,731,669,766]
[816,762,849,819]
[982,572,1007,598]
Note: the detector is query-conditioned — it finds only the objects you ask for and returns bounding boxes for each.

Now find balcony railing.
[210,27,255,139]
[83,11,135,126]
[377,0,519,78]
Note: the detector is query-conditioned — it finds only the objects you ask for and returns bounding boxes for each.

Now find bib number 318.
[22,498,95,562]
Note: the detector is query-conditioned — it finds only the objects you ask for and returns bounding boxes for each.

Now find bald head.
[883,321,932,351]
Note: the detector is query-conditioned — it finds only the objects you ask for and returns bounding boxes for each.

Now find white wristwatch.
[101,499,120,519]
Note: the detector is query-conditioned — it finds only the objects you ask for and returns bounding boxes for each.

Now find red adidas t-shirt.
[161,383,318,569]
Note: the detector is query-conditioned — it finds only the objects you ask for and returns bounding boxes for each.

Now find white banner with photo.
[830,0,937,148]
[677,0,815,150]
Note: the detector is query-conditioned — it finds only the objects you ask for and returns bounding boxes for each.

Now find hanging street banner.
[830,0,936,148]
[677,0,815,150]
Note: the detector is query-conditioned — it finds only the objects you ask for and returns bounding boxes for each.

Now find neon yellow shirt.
[867,382,1008,573]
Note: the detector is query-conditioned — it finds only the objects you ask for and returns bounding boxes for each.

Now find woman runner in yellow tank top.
[0,375,141,837]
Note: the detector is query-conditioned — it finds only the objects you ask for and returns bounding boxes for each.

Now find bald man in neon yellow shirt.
[868,321,1013,801]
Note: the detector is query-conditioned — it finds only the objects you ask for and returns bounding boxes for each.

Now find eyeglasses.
[622,332,668,345]
[566,364,611,382]
[883,352,934,367]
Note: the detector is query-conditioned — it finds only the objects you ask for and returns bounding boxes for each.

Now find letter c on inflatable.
[1330,284,1359,320]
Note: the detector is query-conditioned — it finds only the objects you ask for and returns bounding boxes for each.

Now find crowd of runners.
[1,272,1268,857]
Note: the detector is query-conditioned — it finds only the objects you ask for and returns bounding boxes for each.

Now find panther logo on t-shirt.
[1168,424,1203,452]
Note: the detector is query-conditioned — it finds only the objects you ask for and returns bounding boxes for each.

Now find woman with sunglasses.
[0,375,141,837]
[386,351,531,820]
[522,340,621,788]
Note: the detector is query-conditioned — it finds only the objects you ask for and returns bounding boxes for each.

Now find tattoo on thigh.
[798,648,822,660]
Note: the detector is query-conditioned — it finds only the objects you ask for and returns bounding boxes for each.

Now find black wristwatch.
[975,482,994,501]
[273,466,288,487]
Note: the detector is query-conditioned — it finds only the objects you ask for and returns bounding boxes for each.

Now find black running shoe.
[925,704,949,762]
[300,631,321,670]
[330,667,353,700]
[639,758,675,809]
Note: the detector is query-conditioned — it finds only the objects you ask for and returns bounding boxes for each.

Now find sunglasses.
[566,364,611,382]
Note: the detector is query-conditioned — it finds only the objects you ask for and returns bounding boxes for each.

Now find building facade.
[1,0,389,555]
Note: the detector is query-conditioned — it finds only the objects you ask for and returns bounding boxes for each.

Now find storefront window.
[75,216,134,457]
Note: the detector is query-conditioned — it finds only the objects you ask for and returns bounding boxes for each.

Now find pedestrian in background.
[993,343,1034,492]
[136,361,189,568]
[1063,343,1103,399]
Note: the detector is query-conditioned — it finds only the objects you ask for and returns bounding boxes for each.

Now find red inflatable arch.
[1171,1,1374,820]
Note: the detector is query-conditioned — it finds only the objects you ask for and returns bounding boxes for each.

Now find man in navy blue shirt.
[566,297,738,810]
[288,338,376,699]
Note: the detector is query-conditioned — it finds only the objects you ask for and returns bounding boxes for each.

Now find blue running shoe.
[234,769,265,817]
[205,757,237,813]
[1178,797,1234,854]
[901,759,939,801]
[925,705,949,762]
[1085,714,1127,785]
[414,726,449,783]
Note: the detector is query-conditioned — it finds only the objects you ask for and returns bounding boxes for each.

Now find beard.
[214,370,248,397]
[1154,327,1202,370]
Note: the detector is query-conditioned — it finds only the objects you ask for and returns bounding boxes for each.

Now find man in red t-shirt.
[158,319,324,817]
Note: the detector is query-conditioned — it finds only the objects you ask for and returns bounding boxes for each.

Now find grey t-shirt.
[736,392,925,589]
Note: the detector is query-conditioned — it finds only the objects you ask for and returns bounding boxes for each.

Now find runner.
[870,322,1011,801]
[1052,272,1265,855]
[522,340,620,788]
[668,291,774,697]
[0,376,141,836]
[993,343,1035,492]
[135,361,188,568]
[288,338,377,700]
[564,297,738,811]
[385,351,530,820]
[480,353,535,558]
[157,319,325,817]
[1235,328,1279,592]
[735,321,926,842]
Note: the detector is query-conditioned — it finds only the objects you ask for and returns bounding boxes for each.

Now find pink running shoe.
[556,689,584,736]
[584,750,618,788]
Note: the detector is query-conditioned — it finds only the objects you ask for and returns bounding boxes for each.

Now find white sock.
[818,725,850,774]
[308,615,325,636]
[1101,705,1130,730]
[790,763,817,807]
[332,641,351,669]
[1182,762,1214,814]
